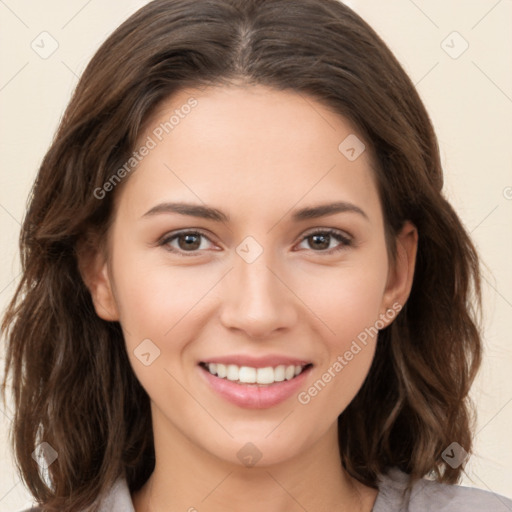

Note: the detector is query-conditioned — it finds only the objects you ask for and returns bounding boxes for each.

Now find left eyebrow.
[291,201,369,222]
[140,200,369,223]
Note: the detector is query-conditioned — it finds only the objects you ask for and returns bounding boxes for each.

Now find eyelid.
[301,226,352,242]
[296,227,353,253]
[158,227,353,256]
[158,229,217,256]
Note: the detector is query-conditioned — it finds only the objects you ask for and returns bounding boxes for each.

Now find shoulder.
[16,476,135,512]
[374,467,512,512]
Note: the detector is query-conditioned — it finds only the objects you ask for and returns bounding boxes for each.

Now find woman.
[2,0,511,511]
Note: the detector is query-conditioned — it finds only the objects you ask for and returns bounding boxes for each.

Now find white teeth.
[274,365,286,382]
[238,366,256,383]
[205,362,308,384]
[226,364,239,381]
[216,363,226,378]
[256,367,275,384]
[285,365,295,380]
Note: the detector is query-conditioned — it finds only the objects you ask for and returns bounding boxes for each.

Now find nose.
[219,250,298,339]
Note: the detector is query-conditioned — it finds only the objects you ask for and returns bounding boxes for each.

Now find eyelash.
[158,228,353,257]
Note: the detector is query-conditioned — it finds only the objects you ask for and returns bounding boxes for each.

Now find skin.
[82,84,418,512]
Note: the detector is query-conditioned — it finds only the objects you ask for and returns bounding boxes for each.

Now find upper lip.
[200,355,313,368]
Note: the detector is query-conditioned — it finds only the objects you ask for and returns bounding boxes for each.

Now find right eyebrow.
[141,202,229,222]
[140,200,369,223]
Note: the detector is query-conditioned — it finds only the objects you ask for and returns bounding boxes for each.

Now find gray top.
[20,467,512,511]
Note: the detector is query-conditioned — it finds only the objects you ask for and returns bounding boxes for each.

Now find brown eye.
[175,233,202,251]
[297,229,352,253]
[308,233,331,250]
[160,231,214,256]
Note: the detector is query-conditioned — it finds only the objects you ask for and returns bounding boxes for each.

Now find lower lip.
[199,365,313,409]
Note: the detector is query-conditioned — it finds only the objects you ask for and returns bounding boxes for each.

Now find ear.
[76,235,120,322]
[380,220,418,321]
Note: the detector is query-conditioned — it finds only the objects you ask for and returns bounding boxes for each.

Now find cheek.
[111,260,205,397]
[111,243,212,339]
[293,262,387,412]
[296,280,383,419]
[300,261,388,342]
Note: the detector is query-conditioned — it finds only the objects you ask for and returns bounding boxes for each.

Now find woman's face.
[87,84,417,467]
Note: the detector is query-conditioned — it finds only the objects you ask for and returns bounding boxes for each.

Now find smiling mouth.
[199,362,313,386]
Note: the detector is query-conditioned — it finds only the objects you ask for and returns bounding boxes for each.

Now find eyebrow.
[141,201,369,222]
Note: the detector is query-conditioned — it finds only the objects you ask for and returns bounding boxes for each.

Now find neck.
[132,406,378,512]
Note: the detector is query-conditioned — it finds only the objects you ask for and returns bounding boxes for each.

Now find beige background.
[1,0,511,509]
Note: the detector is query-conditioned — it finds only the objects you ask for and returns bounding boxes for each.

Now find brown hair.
[1,0,483,510]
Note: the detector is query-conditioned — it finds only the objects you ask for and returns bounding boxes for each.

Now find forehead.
[117,84,381,223]
[142,83,364,159]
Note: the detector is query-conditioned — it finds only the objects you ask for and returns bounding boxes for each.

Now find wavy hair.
[1,0,482,510]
